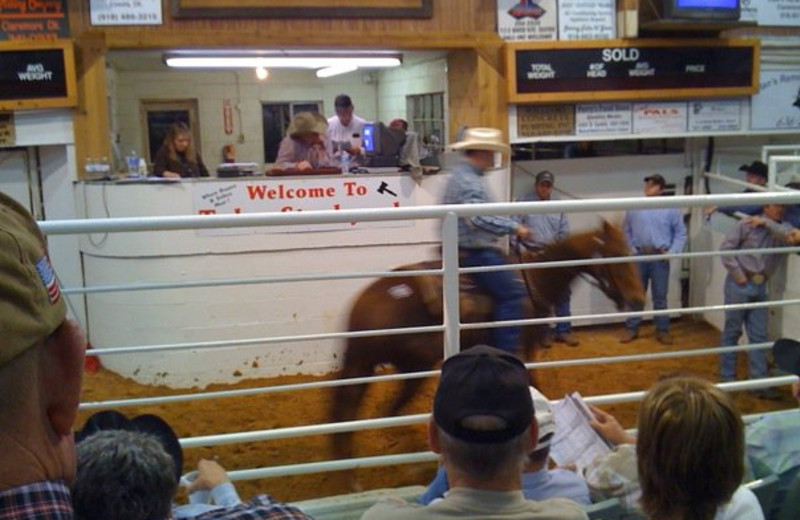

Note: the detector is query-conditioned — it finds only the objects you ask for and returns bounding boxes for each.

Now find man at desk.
[327,94,367,166]
[274,112,333,171]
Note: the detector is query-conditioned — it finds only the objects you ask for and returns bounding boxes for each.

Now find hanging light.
[255,66,269,80]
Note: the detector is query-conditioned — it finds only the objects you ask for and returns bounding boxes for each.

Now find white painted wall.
[376,56,448,131]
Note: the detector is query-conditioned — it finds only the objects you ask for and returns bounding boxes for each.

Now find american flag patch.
[35,255,61,304]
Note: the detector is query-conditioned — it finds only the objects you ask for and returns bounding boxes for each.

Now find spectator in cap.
[0,192,86,517]
[620,174,687,345]
[418,385,590,506]
[783,172,800,228]
[72,410,314,520]
[274,112,333,171]
[362,345,587,520]
[704,160,769,218]
[327,94,368,166]
[513,170,578,347]
[718,204,798,398]
[441,128,531,354]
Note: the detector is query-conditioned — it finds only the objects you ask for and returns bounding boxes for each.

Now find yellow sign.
[517,105,575,137]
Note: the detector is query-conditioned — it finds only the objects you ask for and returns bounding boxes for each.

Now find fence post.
[442,211,461,359]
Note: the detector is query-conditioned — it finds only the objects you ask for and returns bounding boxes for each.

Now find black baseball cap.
[644,174,666,188]
[773,338,800,376]
[535,171,554,185]
[739,161,768,179]
[76,410,183,483]
[434,345,533,444]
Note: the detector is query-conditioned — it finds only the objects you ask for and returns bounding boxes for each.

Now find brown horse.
[329,220,644,463]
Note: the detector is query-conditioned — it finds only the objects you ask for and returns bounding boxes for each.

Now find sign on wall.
[516,105,574,137]
[558,0,615,40]
[0,0,69,40]
[687,99,742,133]
[192,176,416,235]
[633,102,688,135]
[497,0,557,41]
[507,39,760,104]
[575,103,632,136]
[90,0,162,26]
[751,70,800,130]
[0,40,76,110]
[171,0,432,19]
[740,0,800,27]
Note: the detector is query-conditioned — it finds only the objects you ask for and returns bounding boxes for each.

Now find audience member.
[621,174,687,345]
[72,410,314,520]
[705,161,768,218]
[0,192,86,518]
[784,172,800,228]
[153,122,209,178]
[513,170,578,347]
[361,344,587,519]
[718,204,797,397]
[327,94,367,165]
[389,118,409,132]
[274,112,333,171]
[418,386,590,506]
[442,128,530,354]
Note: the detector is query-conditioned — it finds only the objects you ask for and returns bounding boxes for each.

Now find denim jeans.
[553,289,572,334]
[625,258,670,333]
[719,274,768,381]
[461,248,526,353]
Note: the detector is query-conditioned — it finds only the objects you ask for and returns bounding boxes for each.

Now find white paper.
[549,392,611,471]
[751,70,800,130]
[498,0,558,41]
[576,103,633,136]
[741,0,800,27]
[687,99,743,132]
[90,0,162,26]
[558,0,616,40]
[632,102,688,134]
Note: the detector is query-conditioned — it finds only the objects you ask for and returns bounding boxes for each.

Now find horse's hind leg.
[387,376,427,417]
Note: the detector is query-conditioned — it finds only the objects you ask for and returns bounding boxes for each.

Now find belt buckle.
[750,273,765,285]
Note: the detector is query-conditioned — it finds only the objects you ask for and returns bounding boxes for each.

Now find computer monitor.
[663,0,739,21]
[363,122,407,167]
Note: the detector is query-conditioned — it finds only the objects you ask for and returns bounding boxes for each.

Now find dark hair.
[334,94,353,110]
[636,377,744,520]
[73,430,177,520]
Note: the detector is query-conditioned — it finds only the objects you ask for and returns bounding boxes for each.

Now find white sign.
[558,0,615,40]
[192,176,416,235]
[575,103,632,136]
[497,0,558,41]
[751,70,800,130]
[90,0,162,26]
[741,0,800,27]
[632,102,688,134]
[687,99,743,132]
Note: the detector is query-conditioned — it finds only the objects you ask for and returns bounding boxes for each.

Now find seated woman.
[274,112,333,171]
[153,122,209,178]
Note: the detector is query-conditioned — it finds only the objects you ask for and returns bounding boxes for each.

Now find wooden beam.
[73,32,111,180]
[447,50,508,142]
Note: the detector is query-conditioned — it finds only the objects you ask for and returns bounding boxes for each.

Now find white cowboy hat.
[450,127,510,155]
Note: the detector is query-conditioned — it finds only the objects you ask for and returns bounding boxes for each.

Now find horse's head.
[578,221,645,311]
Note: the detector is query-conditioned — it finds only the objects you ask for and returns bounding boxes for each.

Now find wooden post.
[73,33,111,179]
[447,49,508,141]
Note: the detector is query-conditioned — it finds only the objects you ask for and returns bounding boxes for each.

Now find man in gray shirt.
[361,345,587,520]
[719,204,798,398]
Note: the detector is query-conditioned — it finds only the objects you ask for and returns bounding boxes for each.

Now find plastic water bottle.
[126,150,139,177]
[339,151,350,174]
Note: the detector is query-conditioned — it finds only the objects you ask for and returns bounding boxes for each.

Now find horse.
[329,220,645,465]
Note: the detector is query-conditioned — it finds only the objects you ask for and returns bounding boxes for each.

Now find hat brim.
[773,338,800,376]
[450,141,510,155]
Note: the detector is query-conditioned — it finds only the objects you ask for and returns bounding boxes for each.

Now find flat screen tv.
[663,0,740,21]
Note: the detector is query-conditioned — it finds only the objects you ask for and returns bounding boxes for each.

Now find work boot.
[656,331,673,345]
[620,330,638,343]
[555,333,579,347]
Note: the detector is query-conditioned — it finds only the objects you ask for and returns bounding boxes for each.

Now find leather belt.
[637,246,665,255]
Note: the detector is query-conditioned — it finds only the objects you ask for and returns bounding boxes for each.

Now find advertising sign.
[0,0,69,40]
[90,0,162,25]
[497,0,557,41]
[633,102,688,134]
[575,103,632,136]
[751,70,800,130]
[558,0,615,40]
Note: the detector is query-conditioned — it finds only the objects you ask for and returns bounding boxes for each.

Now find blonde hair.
[637,377,743,520]
[163,123,199,167]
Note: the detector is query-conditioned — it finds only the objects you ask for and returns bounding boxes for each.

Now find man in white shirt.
[327,94,367,165]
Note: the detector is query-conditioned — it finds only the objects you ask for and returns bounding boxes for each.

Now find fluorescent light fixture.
[164,50,402,71]
[316,64,358,78]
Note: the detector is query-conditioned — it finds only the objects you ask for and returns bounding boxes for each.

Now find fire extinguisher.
[223,99,234,135]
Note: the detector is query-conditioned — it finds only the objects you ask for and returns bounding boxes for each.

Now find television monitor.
[663,0,739,21]
[363,122,407,167]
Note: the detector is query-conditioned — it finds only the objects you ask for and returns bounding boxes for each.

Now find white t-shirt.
[715,486,764,520]
[326,114,367,150]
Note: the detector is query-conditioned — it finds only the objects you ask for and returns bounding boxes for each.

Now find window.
[406,92,445,155]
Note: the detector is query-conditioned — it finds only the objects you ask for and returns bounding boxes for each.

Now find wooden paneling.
[73,33,110,179]
[448,50,508,141]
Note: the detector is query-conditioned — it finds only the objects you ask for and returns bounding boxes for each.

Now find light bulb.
[255,66,269,80]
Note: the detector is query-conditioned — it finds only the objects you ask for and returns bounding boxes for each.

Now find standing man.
[514,170,577,346]
[361,345,588,520]
[327,94,367,166]
[0,192,87,518]
[442,127,530,354]
[705,160,769,218]
[718,204,796,398]
[621,174,687,345]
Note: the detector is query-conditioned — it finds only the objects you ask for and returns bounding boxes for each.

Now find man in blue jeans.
[442,128,530,353]
[719,204,796,399]
[621,174,687,345]
[513,170,577,346]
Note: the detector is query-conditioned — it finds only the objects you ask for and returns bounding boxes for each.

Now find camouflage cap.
[0,191,66,367]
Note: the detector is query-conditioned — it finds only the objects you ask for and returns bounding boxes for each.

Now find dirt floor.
[77,318,797,503]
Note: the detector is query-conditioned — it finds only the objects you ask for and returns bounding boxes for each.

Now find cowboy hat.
[450,127,510,155]
[288,112,327,138]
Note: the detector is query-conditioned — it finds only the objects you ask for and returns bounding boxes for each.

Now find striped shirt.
[442,159,519,249]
